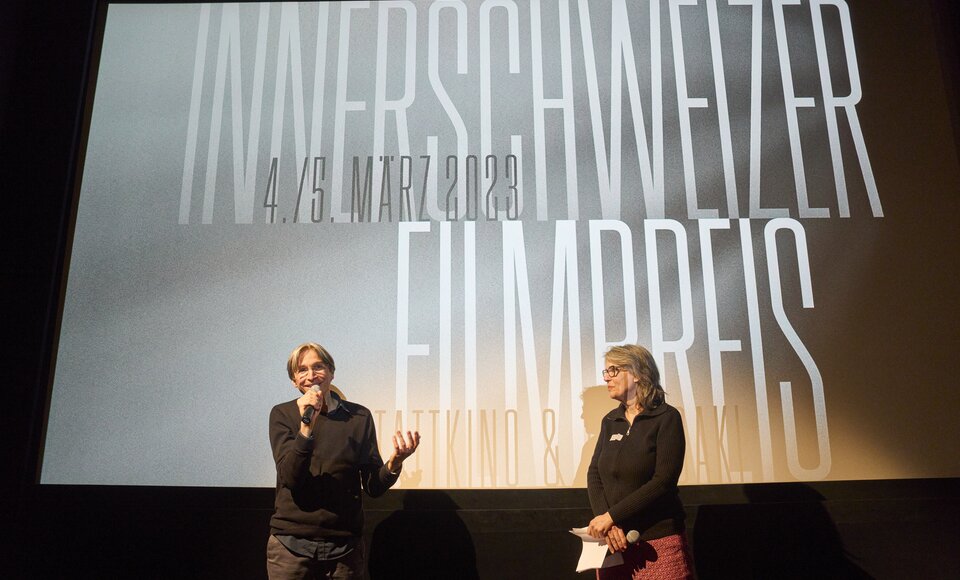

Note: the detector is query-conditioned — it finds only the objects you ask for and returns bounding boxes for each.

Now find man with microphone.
[267,342,420,579]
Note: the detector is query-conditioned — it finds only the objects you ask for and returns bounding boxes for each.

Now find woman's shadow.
[573,385,618,486]
[368,490,479,579]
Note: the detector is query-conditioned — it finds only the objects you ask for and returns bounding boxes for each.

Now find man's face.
[292,349,334,394]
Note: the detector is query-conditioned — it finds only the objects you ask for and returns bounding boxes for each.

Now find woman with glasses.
[586,344,694,579]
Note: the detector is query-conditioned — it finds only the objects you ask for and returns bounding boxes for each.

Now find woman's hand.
[605,526,628,553]
[587,512,615,539]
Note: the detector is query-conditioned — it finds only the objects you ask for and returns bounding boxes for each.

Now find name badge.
[609,433,623,442]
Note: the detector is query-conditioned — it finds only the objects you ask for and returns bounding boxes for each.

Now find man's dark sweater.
[269,393,398,539]
[587,401,686,540]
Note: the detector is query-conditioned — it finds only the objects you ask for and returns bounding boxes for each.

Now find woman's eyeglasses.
[601,366,622,379]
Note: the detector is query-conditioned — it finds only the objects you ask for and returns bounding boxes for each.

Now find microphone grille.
[626,530,640,544]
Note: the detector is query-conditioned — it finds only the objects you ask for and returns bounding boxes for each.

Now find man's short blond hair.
[286,342,336,380]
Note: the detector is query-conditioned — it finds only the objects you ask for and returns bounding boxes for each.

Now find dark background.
[2,1,959,578]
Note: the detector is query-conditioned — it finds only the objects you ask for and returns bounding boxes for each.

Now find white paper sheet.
[569,527,624,572]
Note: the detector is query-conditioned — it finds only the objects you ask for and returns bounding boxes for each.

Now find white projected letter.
[549,220,584,480]
[531,0,578,220]
[181,4,210,224]
[578,0,663,219]
[372,1,417,222]
[332,3,370,222]
[480,1,523,219]
[644,220,698,455]
[670,0,746,217]
[464,221,478,483]
[188,4,269,225]
[810,0,882,218]
[266,3,309,224]
[440,222,453,413]
[739,219,773,481]
[705,0,738,218]
[669,0,713,219]
[729,0,790,219]
[773,0,828,218]
[588,220,638,380]
[302,4,331,222]
[397,222,432,413]
[502,222,545,484]
[698,219,742,406]
[427,1,469,221]
[765,219,831,480]
[700,219,744,483]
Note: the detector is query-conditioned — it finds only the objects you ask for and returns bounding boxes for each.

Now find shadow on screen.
[368,490,479,580]
[693,482,874,579]
[572,385,617,487]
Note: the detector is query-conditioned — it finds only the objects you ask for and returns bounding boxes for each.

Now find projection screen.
[40,0,960,487]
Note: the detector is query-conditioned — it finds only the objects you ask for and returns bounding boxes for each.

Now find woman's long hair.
[605,344,665,412]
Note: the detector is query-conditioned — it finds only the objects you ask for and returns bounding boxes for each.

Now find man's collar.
[325,389,351,415]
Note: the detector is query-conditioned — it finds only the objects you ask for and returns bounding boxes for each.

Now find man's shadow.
[573,385,618,487]
[368,490,479,579]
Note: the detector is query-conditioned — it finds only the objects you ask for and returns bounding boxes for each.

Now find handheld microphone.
[301,384,322,425]
[626,530,640,544]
